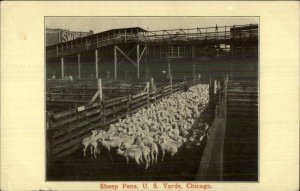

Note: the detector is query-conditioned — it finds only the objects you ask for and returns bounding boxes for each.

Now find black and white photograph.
[45,17,259,181]
[1,1,299,191]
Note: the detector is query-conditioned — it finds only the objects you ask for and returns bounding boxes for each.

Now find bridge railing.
[46,24,258,59]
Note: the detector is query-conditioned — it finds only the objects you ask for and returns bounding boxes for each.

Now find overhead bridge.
[46,24,258,81]
[47,24,258,59]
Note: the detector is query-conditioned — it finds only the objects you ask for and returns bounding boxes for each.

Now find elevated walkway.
[46,24,258,59]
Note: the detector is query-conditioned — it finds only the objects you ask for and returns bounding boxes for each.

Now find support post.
[114,46,117,79]
[159,46,162,61]
[127,94,132,115]
[137,44,140,79]
[151,77,156,92]
[146,82,150,105]
[95,49,98,78]
[98,78,103,101]
[78,53,81,79]
[193,63,196,80]
[192,45,196,80]
[192,45,195,59]
[170,75,173,94]
[167,60,171,79]
[177,46,180,60]
[61,57,64,79]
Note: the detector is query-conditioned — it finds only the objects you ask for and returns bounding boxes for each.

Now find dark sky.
[45,17,258,33]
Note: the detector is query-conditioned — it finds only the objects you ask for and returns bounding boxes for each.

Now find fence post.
[224,75,228,119]
[101,100,106,127]
[98,78,103,101]
[46,111,53,163]
[47,128,54,164]
[127,94,132,115]
[151,77,156,92]
[97,78,106,126]
[170,75,173,94]
[146,82,150,106]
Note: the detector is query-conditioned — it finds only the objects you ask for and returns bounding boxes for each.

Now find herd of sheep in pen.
[82,84,210,170]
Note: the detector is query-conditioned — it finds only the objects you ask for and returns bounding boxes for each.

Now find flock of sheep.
[82,84,210,170]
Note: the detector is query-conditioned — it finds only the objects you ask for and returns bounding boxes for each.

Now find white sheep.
[120,141,151,169]
[82,130,97,157]
[116,148,143,167]
[158,137,178,161]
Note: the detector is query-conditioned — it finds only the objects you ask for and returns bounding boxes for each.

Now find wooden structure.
[223,80,258,181]
[197,77,258,181]
[46,24,258,81]
[47,80,200,162]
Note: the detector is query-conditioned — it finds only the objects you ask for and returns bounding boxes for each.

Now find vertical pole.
[192,45,195,79]
[193,64,196,80]
[168,60,171,79]
[216,24,218,39]
[192,45,195,59]
[95,49,98,78]
[114,46,117,79]
[145,46,149,78]
[96,34,99,46]
[159,46,162,61]
[146,82,150,105]
[61,57,64,79]
[56,46,59,57]
[170,75,173,94]
[78,53,81,79]
[98,78,103,101]
[137,44,140,79]
[153,46,156,62]
[151,77,155,92]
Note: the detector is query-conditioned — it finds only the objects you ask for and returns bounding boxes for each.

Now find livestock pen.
[46,78,214,180]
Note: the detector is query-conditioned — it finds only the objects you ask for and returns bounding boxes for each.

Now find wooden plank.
[53,121,102,155]
[51,104,101,128]
[52,109,77,119]
[54,142,82,161]
[52,115,102,141]
[104,97,128,108]
[131,95,148,104]
[132,91,147,99]
[51,115,78,128]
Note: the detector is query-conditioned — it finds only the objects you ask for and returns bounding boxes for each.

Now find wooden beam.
[114,46,117,79]
[138,46,146,62]
[89,91,99,104]
[192,45,195,59]
[116,46,137,67]
[61,57,64,79]
[95,49,98,78]
[98,78,103,101]
[78,53,81,79]
[137,44,140,79]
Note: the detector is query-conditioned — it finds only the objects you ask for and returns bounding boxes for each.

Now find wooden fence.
[47,80,198,162]
[46,81,146,112]
[223,79,258,180]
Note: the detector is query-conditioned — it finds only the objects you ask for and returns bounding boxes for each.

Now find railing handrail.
[46,24,258,58]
